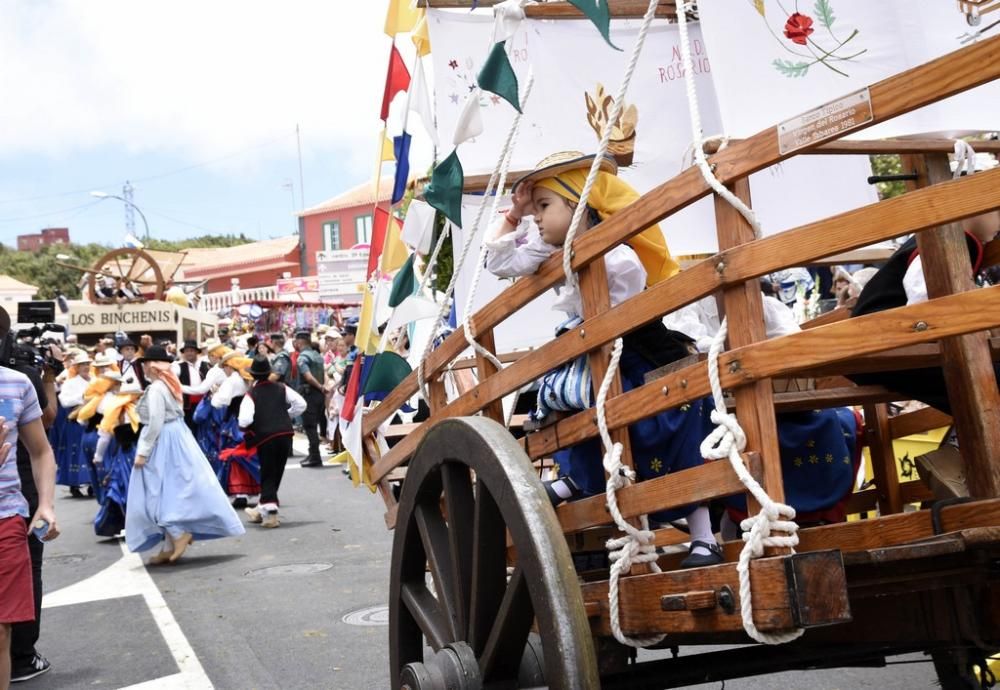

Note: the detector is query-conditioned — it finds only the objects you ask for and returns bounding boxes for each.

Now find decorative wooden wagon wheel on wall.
[389,416,599,689]
[87,247,167,304]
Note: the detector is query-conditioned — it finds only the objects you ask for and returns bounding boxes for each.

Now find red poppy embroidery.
[783,13,815,45]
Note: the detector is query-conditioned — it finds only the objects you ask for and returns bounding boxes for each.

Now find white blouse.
[211,371,248,409]
[663,295,800,352]
[484,220,646,317]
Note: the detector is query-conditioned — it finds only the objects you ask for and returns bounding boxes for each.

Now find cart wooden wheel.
[389,416,599,690]
[88,247,166,304]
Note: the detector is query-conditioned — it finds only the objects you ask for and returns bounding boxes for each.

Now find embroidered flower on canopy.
[783,12,815,45]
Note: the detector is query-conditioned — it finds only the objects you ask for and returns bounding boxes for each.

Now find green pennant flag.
[567,0,621,51]
[477,41,521,113]
[362,352,412,396]
[423,150,465,229]
[388,253,417,308]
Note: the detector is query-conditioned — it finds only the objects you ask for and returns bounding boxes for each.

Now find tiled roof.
[178,236,300,278]
[0,274,39,292]
[298,177,394,217]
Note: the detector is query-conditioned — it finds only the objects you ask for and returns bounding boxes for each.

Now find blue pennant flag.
[392,131,412,205]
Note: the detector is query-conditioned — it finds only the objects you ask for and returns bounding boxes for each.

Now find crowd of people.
[0,316,359,686]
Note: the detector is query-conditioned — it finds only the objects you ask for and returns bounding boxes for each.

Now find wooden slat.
[582,550,849,636]
[771,385,901,413]
[416,0,677,18]
[908,152,1000,499]
[473,328,505,423]
[889,407,952,439]
[555,453,762,535]
[365,36,1000,436]
[519,288,1000,464]
[864,403,904,515]
[716,178,786,528]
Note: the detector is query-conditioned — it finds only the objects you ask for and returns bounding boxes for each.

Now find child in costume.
[72,353,119,503]
[92,373,143,537]
[125,346,244,565]
[485,151,720,568]
[849,210,1000,412]
[240,356,306,528]
[183,340,232,472]
[55,351,92,497]
[212,350,261,507]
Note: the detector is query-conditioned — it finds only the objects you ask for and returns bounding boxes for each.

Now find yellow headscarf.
[224,356,254,382]
[71,378,116,422]
[534,169,679,287]
[98,394,141,434]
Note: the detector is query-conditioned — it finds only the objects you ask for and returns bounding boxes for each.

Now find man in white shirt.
[172,341,210,431]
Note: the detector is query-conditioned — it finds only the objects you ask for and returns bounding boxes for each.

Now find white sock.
[260,502,279,513]
[550,478,577,500]
[686,506,717,557]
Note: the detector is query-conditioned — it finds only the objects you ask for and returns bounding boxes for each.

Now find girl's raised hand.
[511,181,534,218]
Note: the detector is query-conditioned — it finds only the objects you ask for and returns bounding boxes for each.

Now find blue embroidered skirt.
[53,406,89,487]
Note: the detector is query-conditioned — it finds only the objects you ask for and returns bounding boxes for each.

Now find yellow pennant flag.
[356,284,380,356]
[380,215,409,274]
[380,132,395,163]
[412,13,431,57]
[384,1,422,37]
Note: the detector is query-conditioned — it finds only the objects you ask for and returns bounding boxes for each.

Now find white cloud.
[0,1,431,179]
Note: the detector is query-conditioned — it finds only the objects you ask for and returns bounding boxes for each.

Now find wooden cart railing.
[378,33,1000,689]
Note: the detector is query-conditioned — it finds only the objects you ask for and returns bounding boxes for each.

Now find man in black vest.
[171,340,211,432]
[239,356,306,528]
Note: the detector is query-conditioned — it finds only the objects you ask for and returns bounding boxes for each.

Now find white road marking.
[44,541,213,689]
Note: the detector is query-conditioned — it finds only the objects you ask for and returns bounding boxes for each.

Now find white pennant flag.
[453,88,484,146]
[409,58,439,148]
[400,199,436,254]
[493,0,527,43]
[385,295,440,335]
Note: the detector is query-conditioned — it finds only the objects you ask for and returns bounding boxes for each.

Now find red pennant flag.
[380,44,411,121]
[340,354,364,424]
[366,207,392,276]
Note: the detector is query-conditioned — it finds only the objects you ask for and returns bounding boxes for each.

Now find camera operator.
[1,308,61,684]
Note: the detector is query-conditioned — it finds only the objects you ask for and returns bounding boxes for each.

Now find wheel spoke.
[479,566,534,682]
[114,255,126,282]
[413,502,460,642]
[469,481,508,654]
[441,461,475,638]
[400,582,451,652]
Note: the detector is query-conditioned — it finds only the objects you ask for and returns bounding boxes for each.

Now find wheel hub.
[399,643,482,690]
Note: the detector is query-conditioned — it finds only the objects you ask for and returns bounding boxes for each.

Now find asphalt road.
[25,437,941,689]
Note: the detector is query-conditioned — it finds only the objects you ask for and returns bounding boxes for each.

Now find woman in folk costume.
[54,350,93,497]
[212,350,261,507]
[72,353,120,503]
[125,346,244,565]
[240,356,306,528]
[184,339,231,472]
[663,289,863,533]
[485,151,720,568]
[92,372,143,537]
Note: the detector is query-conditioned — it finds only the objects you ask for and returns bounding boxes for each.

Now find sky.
[0,0,430,247]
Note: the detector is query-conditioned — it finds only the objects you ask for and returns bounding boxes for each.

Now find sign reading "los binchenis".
[70,308,174,328]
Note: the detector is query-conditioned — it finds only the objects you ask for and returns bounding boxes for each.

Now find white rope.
[676,2,802,644]
[597,338,666,648]
[953,139,977,179]
[560,0,662,290]
[700,318,804,645]
[416,69,535,408]
[676,2,761,239]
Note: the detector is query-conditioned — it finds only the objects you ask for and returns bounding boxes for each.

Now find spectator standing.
[293,331,325,468]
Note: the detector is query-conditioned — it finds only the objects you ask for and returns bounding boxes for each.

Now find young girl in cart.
[485,151,722,568]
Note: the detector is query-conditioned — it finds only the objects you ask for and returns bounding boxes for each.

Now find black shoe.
[542,477,583,507]
[231,496,249,509]
[69,486,84,498]
[300,457,322,468]
[11,653,51,682]
[86,485,94,498]
[680,540,724,569]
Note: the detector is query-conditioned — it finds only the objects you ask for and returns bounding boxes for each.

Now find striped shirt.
[0,368,43,519]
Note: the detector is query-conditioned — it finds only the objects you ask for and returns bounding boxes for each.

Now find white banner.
[698,0,1000,139]
[428,10,877,255]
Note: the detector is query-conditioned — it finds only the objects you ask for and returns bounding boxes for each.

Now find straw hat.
[220,350,244,365]
[71,350,93,365]
[510,151,618,193]
[92,353,117,369]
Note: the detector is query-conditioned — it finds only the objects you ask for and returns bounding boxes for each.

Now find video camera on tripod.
[0,302,67,374]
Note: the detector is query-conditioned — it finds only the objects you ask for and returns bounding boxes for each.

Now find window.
[323,221,341,251]
[354,213,373,245]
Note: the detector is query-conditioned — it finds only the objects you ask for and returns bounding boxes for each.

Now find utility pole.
[296,124,306,209]
[122,180,136,236]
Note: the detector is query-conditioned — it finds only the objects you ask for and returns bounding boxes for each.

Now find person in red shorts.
[0,310,60,690]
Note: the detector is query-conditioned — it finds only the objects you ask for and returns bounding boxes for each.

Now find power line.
[0,131,297,205]
[0,200,104,224]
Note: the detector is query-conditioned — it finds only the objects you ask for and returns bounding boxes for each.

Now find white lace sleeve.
[903,256,929,305]
[484,219,559,278]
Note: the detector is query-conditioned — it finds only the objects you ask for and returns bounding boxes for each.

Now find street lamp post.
[90,190,151,241]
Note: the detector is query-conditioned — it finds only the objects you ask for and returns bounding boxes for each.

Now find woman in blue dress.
[54,351,92,496]
[125,346,244,565]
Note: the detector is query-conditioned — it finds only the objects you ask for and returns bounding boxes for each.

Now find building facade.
[177,236,301,294]
[297,177,392,276]
[17,227,70,252]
